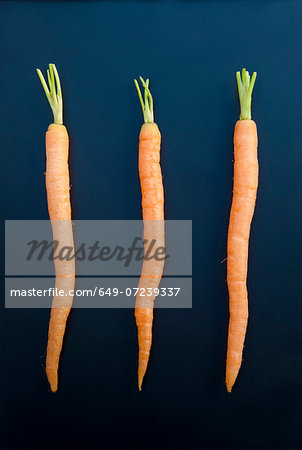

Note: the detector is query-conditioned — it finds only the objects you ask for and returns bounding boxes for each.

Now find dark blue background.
[0,1,301,449]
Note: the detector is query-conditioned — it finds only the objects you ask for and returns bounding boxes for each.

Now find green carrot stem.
[236,68,257,120]
[134,76,154,123]
[37,63,63,125]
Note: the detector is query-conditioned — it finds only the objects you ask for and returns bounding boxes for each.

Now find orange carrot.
[226,68,258,392]
[37,64,75,392]
[134,77,165,390]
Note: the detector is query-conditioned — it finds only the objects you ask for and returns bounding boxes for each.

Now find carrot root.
[226,69,258,392]
[134,78,164,390]
[37,65,74,392]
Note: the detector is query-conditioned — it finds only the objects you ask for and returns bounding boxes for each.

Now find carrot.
[226,68,258,392]
[37,64,75,392]
[134,77,165,390]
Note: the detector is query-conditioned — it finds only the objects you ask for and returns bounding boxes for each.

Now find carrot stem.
[37,64,63,125]
[134,77,154,123]
[236,68,257,120]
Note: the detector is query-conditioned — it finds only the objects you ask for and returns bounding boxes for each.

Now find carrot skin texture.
[226,119,258,392]
[46,124,71,220]
[45,124,75,392]
[135,122,164,390]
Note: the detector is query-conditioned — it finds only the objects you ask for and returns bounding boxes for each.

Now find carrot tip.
[46,370,58,392]
[226,381,233,393]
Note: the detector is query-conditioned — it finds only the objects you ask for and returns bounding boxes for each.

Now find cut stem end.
[134,77,154,123]
[236,68,257,120]
[37,63,63,125]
